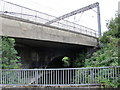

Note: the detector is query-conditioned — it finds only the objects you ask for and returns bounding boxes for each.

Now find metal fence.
[0,66,120,86]
[0,0,98,37]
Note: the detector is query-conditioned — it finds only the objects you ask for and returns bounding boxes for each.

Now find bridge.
[0,0,99,68]
[0,0,120,88]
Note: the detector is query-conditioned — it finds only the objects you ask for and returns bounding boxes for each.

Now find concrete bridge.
[0,0,98,68]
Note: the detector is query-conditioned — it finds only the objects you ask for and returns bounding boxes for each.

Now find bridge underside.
[15,38,92,68]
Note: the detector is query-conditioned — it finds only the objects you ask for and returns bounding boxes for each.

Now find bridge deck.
[0,0,98,37]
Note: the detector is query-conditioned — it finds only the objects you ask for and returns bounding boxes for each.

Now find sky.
[3,0,120,33]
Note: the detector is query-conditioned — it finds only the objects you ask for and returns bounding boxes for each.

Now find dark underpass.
[14,38,92,69]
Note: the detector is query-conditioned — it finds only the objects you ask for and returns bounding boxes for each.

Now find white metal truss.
[45,2,99,25]
[45,2,101,38]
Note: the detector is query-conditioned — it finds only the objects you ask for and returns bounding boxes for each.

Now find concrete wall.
[118,1,120,15]
[0,15,98,47]
[0,16,2,36]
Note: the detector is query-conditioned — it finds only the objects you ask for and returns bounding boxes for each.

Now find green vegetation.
[72,52,87,67]
[62,16,119,68]
[84,17,119,67]
[61,16,120,68]
[99,76,120,88]
[72,16,120,88]
[62,56,70,67]
[1,37,22,69]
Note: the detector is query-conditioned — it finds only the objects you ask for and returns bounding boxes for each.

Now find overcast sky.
[4,0,119,33]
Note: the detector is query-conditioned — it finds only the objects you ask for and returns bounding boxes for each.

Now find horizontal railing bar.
[1,84,101,86]
[1,66,120,70]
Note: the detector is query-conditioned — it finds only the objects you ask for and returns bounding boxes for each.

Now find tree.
[72,16,120,88]
[1,37,22,69]
[84,16,120,67]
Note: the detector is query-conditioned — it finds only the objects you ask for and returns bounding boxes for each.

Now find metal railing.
[0,0,98,37]
[0,66,120,86]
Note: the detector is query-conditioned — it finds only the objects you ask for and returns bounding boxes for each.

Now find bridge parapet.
[0,0,98,37]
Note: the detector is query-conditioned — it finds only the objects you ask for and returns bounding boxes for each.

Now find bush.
[1,37,22,69]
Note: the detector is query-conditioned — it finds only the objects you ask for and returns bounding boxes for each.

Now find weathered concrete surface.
[0,16,2,36]
[118,1,120,15]
[0,15,98,47]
